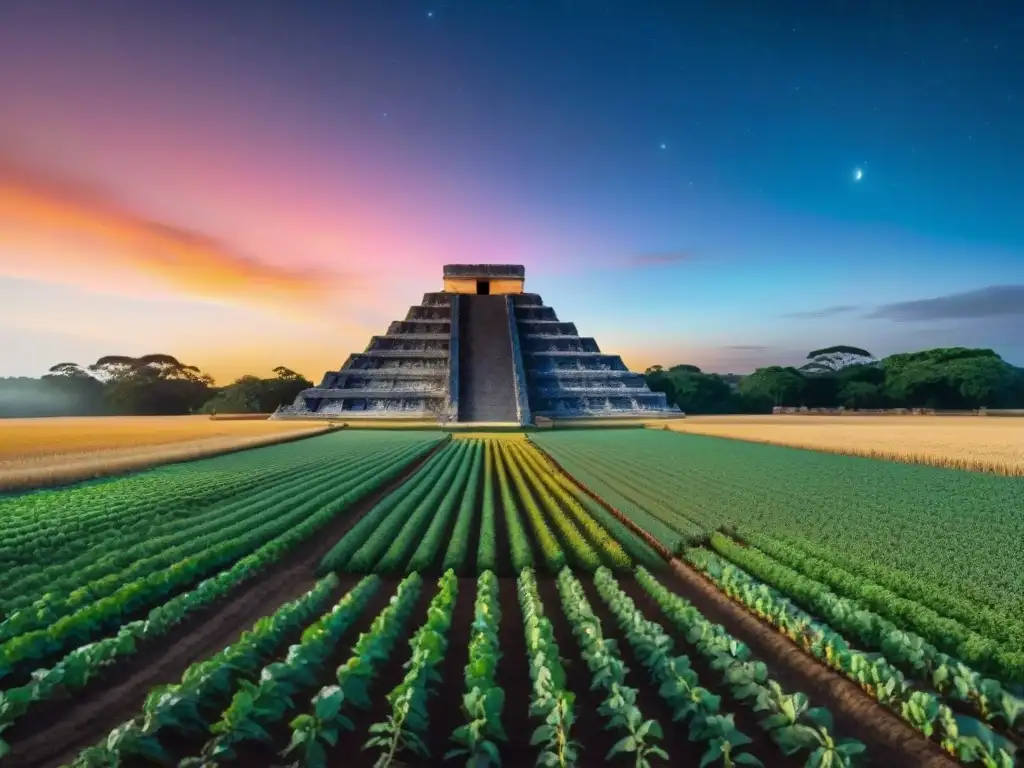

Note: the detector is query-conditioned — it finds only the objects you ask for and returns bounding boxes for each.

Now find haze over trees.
[0,355,312,418]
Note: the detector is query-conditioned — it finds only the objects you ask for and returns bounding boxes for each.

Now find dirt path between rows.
[663,559,959,768]
[7,441,444,768]
[534,578,624,766]
[225,576,403,767]
[327,584,433,767]
[576,578,720,768]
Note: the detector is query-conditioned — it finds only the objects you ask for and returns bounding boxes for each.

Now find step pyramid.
[274,264,678,422]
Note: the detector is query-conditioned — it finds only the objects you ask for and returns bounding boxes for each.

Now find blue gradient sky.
[1,0,1022,382]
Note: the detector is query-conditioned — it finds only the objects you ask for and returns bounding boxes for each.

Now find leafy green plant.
[499,443,564,572]
[522,443,664,571]
[592,567,761,767]
[376,442,474,573]
[529,436,700,553]
[189,576,380,763]
[633,566,866,766]
[0,438,432,646]
[446,570,506,766]
[766,532,1024,668]
[443,440,485,573]
[364,569,458,767]
[317,441,457,573]
[686,548,1018,766]
[494,443,534,572]
[532,428,1024,660]
[517,568,578,767]
[509,444,604,571]
[555,568,668,767]
[474,441,498,574]
[5,567,350,761]
[0,433,435,615]
[707,533,1024,736]
[345,443,468,573]
[0,438,435,692]
[283,572,423,768]
[65,574,343,767]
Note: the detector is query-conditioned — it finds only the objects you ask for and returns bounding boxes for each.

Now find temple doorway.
[476,280,490,294]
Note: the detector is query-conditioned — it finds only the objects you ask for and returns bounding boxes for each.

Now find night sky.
[1,0,1022,382]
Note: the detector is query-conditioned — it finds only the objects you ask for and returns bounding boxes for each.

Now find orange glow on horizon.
[0,157,348,313]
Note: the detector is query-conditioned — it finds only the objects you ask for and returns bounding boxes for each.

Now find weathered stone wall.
[505,295,532,425]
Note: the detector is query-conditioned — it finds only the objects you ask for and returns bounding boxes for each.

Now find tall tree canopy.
[641,345,1023,414]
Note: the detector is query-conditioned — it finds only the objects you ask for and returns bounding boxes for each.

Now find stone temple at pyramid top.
[273,264,679,423]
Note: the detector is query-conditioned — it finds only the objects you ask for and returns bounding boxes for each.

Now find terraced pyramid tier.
[274,265,678,421]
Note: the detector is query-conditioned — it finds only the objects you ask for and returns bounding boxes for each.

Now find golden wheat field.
[0,416,331,490]
[657,415,1024,475]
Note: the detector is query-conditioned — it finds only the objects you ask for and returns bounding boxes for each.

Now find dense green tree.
[5,345,1022,419]
[738,366,806,410]
[644,365,739,413]
[838,381,883,409]
[668,364,703,374]
[881,347,1016,409]
[201,367,313,414]
[802,345,876,373]
[93,354,214,415]
[87,355,140,382]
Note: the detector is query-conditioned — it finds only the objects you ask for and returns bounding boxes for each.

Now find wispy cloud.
[0,154,354,312]
[866,285,1024,322]
[628,250,696,267]
[781,304,860,319]
[722,344,770,352]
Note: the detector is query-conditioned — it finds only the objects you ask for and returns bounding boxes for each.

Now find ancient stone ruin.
[273,264,678,422]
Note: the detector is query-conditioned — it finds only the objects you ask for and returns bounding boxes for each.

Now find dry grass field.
[655,414,1024,475]
[0,416,333,490]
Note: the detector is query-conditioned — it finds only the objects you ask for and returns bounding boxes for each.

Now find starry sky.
[1,0,1022,383]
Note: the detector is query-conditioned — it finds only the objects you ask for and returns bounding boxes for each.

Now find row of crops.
[3,425,1022,767]
[531,430,1024,678]
[318,437,664,576]
[0,431,445,761]
[533,429,1024,765]
[59,567,873,768]
[531,429,1024,616]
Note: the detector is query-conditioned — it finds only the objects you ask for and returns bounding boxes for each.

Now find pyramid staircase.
[274,265,677,422]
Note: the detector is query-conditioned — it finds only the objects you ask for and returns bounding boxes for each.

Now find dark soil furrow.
[589,578,801,768]
[492,465,513,577]
[426,576,477,762]
[495,576,535,768]
[462,448,485,578]
[576,578,719,768]
[659,560,960,768]
[130,577,355,768]
[179,575,400,766]
[8,442,444,768]
[534,578,624,766]
[328,582,434,767]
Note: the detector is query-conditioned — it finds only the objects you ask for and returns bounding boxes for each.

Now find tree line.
[0,354,313,418]
[644,346,1024,414]
[3,345,1021,418]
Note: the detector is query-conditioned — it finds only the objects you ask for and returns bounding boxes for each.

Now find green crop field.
[534,429,1024,616]
[318,438,663,576]
[0,428,1020,768]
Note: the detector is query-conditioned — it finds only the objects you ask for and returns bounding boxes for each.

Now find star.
[659,143,667,150]
[427,10,434,17]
